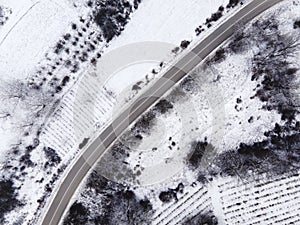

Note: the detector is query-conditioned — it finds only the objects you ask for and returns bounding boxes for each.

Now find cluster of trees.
[205,6,224,28]
[195,5,224,34]
[154,99,174,114]
[0,179,22,223]
[224,15,300,121]
[0,77,65,220]
[35,163,67,219]
[132,99,173,136]
[227,28,250,54]
[185,140,217,184]
[158,183,184,203]
[64,171,153,225]
[0,6,11,26]
[187,141,208,169]
[191,14,300,182]
[226,0,241,8]
[294,20,300,29]
[208,48,226,65]
[41,0,142,96]
[64,202,89,225]
[195,1,243,36]
[180,75,196,93]
[0,1,144,222]
[249,18,300,121]
[52,19,101,75]
[43,147,61,168]
[110,141,130,160]
[92,0,135,41]
[183,211,218,225]
[213,121,300,179]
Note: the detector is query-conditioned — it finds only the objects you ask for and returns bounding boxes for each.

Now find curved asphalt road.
[41,0,283,224]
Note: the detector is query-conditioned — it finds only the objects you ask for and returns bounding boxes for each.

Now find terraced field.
[152,184,212,225]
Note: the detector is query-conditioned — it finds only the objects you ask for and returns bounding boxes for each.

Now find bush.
[111,142,129,160]
[133,111,156,134]
[83,172,153,225]
[180,40,190,49]
[180,75,195,92]
[64,202,89,225]
[214,121,300,178]
[159,183,184,203]
[183,211,218,225]
[207,11,222,24]
[0,6,11,26]
[294,20,300,29]
[188,141,208,168]
[209,48,226,64]
[159,190,176,203]
[54,41,64,54]
[63,33,71,40]
[78,138,89,149]
[61,76,70,86]
[19,152,34,167]
[93,0,133,42]
[227,0,240,8]
[154,99,173,114]
[43,147,61,164]
[134,0,142,9]
[0,180,21,223]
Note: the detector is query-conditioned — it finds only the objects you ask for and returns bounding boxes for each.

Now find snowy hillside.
[0,0,251,224]
[62,0,300,225]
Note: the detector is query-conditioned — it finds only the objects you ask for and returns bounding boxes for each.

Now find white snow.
[0,0,299,224]
[211,171,300,224]
[107,0,225,46]
[107,0,300,190]
[108,46,282,187]
[87,0,300,224]
[0,0,76,81]
[102,0,226,99]
[0,0,235,223]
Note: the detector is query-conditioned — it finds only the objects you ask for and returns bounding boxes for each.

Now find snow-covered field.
[0,0,76,81]
[111,50,282,185]
[152,183,211,225]
[65,0,300,224]
[213,171,300,224]
[0,0,299,223]
[0,0,76,161]
[0,0,245,224]
[149,170,300,225]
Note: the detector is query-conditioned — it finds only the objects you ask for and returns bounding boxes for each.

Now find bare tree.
[0,78,52,129]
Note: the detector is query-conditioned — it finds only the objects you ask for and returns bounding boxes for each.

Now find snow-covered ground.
[0,0,244,224]
[1,0,298,223]
[101,0,300,186]
[212,171,300,224]
[0,0,76,81]
[0,4,11,27]
[66,0,300,224]
[0,0,76,161]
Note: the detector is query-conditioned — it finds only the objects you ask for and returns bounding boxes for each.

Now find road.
[41,0,283,224]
